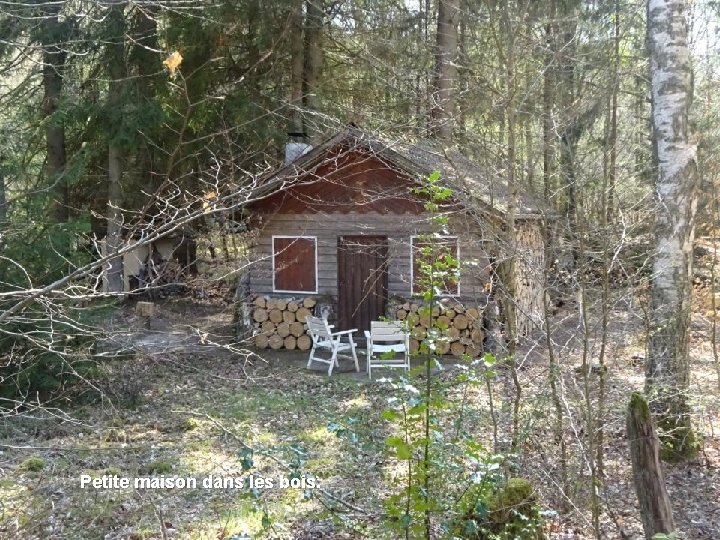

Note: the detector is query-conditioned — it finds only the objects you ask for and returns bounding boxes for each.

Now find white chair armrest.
[332,329,357,336]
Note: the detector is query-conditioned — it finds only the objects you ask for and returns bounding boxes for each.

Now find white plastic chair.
[364,321,410,379]
[306,316,359,376]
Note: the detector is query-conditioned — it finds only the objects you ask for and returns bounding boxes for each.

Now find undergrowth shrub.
[377,173,545,539]
[456,477,544,539]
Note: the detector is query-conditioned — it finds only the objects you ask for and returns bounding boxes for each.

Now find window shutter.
[273,237,316,292]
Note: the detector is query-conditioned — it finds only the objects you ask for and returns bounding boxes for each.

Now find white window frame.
[272,235,319,294]
[410,235,460,297]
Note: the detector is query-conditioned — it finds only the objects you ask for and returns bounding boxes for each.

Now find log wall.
[247,211,492,300]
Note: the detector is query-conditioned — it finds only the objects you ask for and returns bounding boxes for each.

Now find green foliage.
[0,298,107,402]
[652,533,678,540]
[377,174,543,539]
[455,478,544,539]
[656,415,699,463]
[20,456,46,472]
[141,459,173,475]
[181,417,199,431]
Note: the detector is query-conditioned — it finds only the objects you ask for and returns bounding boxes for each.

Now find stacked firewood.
[249,296,484,356]
[394,301,484,358]
[251,297,317,350]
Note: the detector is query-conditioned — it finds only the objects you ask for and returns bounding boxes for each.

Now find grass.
[1,314,719,539]
[0,351,392,539]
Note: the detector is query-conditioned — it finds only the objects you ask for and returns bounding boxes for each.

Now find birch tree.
[646,0,698,459]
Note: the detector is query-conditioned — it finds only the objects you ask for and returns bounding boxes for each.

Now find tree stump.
[253,308,268,323]
[136,301,156,318]
[269,309,283,323]
[283,310,296,323]
[283,335,297,350]
[626,392,676,540]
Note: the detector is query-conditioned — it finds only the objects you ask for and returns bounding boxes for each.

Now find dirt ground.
[1,296,719,539]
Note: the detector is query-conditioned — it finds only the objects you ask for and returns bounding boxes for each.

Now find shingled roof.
[252,126,541,219]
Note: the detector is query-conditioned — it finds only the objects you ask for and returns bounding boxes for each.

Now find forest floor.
[1,295,719,539]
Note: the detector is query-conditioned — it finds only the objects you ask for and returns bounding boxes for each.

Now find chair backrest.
[306,315,332,339]
[370,321,407,342]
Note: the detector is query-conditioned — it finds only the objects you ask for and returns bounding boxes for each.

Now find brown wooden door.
[337,236,388,333]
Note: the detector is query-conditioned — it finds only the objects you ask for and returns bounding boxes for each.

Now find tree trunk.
[0,159,6,225]
[106,4,126,294]
[645,0,698,460]
[302,0,323,129]
[42,5,68,224]
[131,3,161,194]
[289,0,305,133]
[557,10,577,231]
[627,392,676,539]
[607,0,620,223]
[542,12,555,205]
[430,0,459,141]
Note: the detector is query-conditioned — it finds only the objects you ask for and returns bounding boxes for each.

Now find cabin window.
[411,236,460,296]
[272,236,318,293]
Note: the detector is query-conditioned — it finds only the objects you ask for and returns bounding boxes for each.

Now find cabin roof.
[250,126,542,219]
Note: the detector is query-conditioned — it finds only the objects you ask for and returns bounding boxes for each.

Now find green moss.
[180,417,199,431]
[21,456,45,472]
[141,459,173,475]
[455,478,544,539]
[629,391,650,417]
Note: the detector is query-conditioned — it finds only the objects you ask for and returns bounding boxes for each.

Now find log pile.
[248,296,484,357]
[393,300,484,358]
[250,296,317,350]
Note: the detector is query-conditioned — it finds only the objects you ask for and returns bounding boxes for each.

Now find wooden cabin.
[239,127,544,352]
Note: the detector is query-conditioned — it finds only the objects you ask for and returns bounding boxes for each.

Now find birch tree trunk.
[646,0,698,460]
[430,0,459,141]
